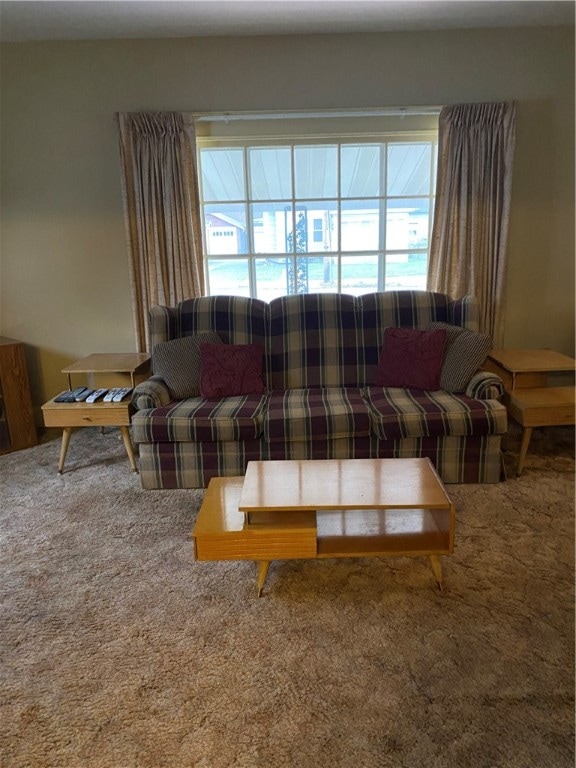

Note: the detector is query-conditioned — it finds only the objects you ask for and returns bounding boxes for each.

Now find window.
[197,110,438,299]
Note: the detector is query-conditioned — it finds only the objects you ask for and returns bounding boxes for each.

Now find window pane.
[251,203,293,254]
[203,204,247,255]
[200,148,245,201]
[295,201,338,253]
[300,256,338,293]
[207,259,251,296]
[294,146,337,198]
[386,198,430,250]
[253,257,311,294]
[387,144,431,196]
[384,253,428,291]
[341,145,381,197]
[341,255,379,295]
[341,199,381,252]
[254,257,316,297]
[249,147,291,200]
[254,258,291,301]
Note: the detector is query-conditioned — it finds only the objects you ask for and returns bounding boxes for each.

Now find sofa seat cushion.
[264,388,371,443]
[131,394,268,444]
[363,387,507,440]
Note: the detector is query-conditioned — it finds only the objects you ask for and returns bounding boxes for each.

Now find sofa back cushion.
[149,295,271,384]
[147,291,480,394]
[268,293,361,389]
[149,296,268,346]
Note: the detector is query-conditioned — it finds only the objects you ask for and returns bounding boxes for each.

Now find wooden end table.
[193,458,456,596]
[41,353,150,474]
[484,348,575,475]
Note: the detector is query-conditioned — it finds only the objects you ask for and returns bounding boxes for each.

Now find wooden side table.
[42,353,150,474]
[485,349,575,475]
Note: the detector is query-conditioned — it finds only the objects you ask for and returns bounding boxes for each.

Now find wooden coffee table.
[193,458,456,596]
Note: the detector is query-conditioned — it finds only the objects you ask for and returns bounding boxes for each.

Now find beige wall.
[1,27,574,417]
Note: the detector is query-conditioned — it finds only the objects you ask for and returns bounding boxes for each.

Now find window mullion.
[380,141,387,291]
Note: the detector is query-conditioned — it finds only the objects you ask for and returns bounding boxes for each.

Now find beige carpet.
[1,425,574,768]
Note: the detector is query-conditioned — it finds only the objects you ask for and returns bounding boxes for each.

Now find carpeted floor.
[0,424,574,768]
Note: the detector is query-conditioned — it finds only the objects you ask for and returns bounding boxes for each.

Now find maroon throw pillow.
[199,343,266,398]
[374,327,447,390]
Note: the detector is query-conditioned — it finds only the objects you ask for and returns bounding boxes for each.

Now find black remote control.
[54,387,88,403]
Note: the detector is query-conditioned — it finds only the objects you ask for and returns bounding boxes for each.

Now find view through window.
[197,111,438,299]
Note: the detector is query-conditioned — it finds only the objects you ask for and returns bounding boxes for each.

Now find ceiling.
[1,0,574,42]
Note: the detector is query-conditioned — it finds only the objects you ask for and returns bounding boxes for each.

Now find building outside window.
[197,110,438,300]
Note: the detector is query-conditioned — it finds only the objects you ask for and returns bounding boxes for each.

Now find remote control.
[112,387,133,403]
[54,387,88,403]
[103,388,120,402]
[85,388,108,403]
[75,389,94,402]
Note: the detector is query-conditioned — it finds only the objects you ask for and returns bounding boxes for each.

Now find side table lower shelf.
[41,398,138,474]
[507,386,575,476]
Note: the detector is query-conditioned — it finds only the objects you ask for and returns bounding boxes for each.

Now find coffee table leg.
[257,561,271,597]
[517,426,533,477]
[429,555,443,591]
[58,427,73,474]
[119,426,138,473]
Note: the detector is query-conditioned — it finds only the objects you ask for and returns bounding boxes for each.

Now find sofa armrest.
[131,375,173,410]
[465,371,505,401]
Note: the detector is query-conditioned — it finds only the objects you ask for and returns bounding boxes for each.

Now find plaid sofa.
[131,291,507,489]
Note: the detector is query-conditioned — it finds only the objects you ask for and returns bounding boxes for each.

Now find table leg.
[429,555,443,591]
[58,427,73,474]
[119,426,138,473]
[257,561,271,597]
[517,426,533,477]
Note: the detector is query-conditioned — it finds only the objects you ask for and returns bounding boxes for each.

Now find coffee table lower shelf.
[193,474,454,596]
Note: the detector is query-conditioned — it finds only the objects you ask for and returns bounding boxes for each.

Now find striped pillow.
[152,332,222,400]
[428,322,492,393]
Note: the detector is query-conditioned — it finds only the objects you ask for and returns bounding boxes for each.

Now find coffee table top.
[238,458,452,512]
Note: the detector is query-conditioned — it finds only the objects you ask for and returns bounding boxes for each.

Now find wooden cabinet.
[0,337,37,454]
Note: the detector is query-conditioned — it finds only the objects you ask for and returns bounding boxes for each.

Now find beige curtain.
[427,102,516,346]
[116,112,204,351]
